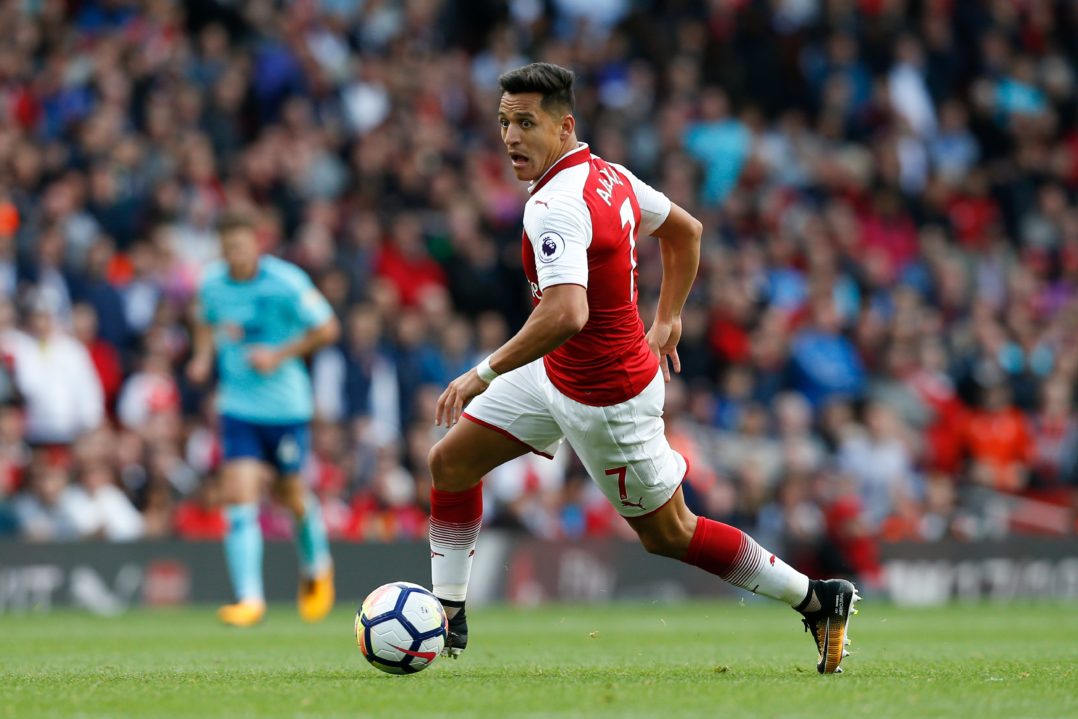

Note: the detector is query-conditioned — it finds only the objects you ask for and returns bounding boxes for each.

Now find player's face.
[498,92,570,182]
[221,228,260,279]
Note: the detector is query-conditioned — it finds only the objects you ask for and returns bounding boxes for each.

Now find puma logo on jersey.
[534,199,550,209]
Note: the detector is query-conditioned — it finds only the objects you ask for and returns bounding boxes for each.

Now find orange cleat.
[217,600,266,628]
[298,566,335,623]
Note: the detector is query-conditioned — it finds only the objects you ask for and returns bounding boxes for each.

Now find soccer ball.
[355,581,448,674]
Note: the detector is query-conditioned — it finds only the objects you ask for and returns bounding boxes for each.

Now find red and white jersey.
[522,144,672,406]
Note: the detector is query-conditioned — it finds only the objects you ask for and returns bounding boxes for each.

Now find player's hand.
[646,317,682,383]
[186,354,213,385]
[435,369,490,428]
[247,346,285,374]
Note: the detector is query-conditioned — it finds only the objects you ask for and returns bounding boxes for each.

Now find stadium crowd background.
[0,0,1075,583]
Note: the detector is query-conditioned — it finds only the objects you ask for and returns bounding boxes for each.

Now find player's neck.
[228,261,260,282]
[536,137,582,182]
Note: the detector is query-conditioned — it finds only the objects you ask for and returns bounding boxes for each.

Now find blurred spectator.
[18,225,74,325]
[0,399,21,537]
[683,88,750,206]
[0,209,18,299]
[69,238,131,351]
[0,402,29,496]
[930,101,979,182]
[1029,378,1078,491]
[788,296,867,409]
[8,292,104,446]
[313,303,400,442]
[66,462,144,541]
[966,380,1034,493]
[838,402,919,529]
[12,452,84,542]
[72,302,123,412]
[374,215,447,308]
[0,300,23,407]
[345,446,427,541]
[174,478,226,540]
[117,352,181,430]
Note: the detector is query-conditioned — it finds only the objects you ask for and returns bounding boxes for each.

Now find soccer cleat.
[217,600,266,627]
[440,601,468,659]
[798,578,860,674]
[298,566,335,623]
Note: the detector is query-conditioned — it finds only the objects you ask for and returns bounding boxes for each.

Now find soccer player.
[428,63,859,674]
[188,215,340,627]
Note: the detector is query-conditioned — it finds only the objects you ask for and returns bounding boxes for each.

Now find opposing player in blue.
[188,214,341,627]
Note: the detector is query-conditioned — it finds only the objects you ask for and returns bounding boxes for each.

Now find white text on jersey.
[595,165,624,206]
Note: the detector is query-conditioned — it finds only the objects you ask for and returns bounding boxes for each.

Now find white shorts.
[462,359,687,518]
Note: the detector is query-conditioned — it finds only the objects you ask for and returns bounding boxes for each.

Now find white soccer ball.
[355,581,448,674]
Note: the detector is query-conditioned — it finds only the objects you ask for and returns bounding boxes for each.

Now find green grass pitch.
[2,600,1076,718]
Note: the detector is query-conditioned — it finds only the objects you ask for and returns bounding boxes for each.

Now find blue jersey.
[198,256,333,424]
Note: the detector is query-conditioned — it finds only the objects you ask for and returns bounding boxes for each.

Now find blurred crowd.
[0,0,1076,581]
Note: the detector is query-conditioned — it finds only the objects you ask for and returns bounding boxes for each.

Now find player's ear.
[560,113,575,139]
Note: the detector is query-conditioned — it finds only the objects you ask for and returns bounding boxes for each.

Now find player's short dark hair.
[498,62,575,116]
[217,213,255,237]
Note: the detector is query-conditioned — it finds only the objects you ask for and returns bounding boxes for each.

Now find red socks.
[430,483,483,602]
[683,517,810,605]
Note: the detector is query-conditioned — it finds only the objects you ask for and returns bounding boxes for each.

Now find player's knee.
[637,530,678,558]
[219,461,262,505]
[271,479,305,516]
[220,476,251,505]
[428,441,473,492]
[636,520,696,559]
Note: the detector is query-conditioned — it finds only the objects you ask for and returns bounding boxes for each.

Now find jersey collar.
[227,257,265,284]
[528,143,590,195]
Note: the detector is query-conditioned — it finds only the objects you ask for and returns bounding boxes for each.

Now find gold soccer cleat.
[799,579,860,674]
[298,566,335,623]
[217,600,267,628]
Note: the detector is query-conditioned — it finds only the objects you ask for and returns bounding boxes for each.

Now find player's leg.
[623,486,811,602]
[217,416,268,626]
[427,417,526,653]
[562,370,859,673]
[623,487,859,673]
[266,423,334,622]
[429,359,564,657]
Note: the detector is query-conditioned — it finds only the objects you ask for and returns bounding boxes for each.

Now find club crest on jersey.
[537,231,565,264]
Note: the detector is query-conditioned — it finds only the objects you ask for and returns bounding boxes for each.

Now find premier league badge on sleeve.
[537,232,565,263]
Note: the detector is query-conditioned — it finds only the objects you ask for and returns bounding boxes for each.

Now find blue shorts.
[220,415,311,476]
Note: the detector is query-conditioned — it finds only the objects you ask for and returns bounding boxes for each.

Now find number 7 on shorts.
[605,466,644,510]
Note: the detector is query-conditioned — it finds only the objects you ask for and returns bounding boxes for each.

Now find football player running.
[427,63,859,674]
[189,215,340,627]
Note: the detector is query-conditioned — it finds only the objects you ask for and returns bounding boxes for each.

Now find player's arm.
[647,203,702,381]
[436,197,591,427]
[248,272,341,374]
[434,283,586,425]
[249,315,341,374]
[435,285,587,427]
[487,284,588,370]
[186,301,216,385]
